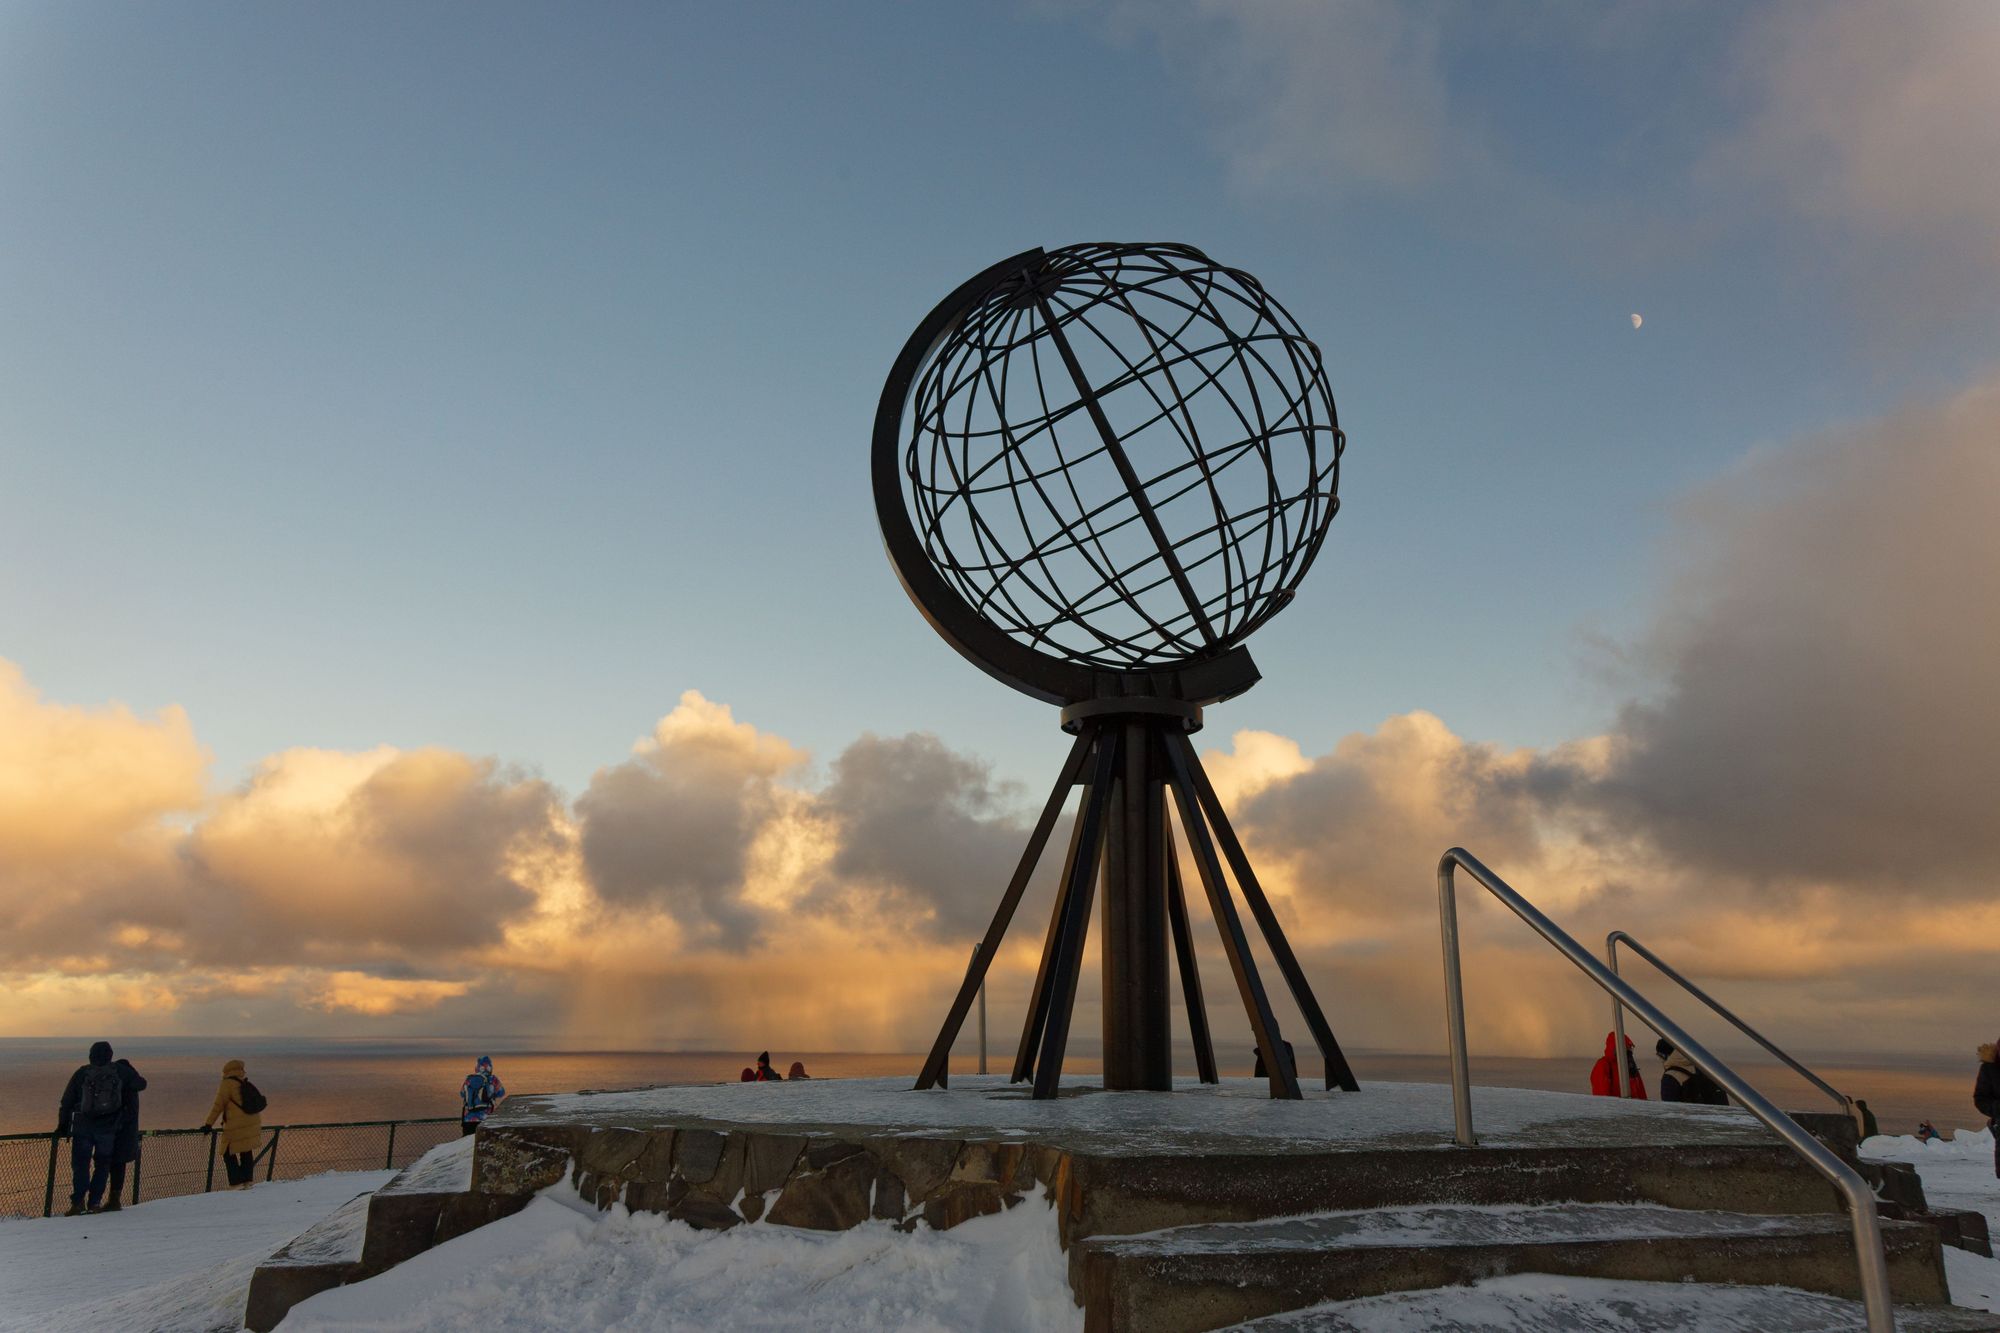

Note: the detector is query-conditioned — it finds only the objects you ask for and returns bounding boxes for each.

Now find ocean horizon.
[0,1036,1981,1140]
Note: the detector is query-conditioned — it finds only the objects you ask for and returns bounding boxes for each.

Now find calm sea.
[0,1038,1980,1139]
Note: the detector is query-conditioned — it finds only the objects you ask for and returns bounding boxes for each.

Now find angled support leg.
[916,729,1094,1090]
[1163,737,1301,1100]
[1032,730,1121,1100]
[1165,837,1218,1084]
[1172,734,1359,1092]
[1012,734,1103,1083]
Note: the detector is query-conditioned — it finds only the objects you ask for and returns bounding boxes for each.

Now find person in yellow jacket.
[200,1058,264,1189]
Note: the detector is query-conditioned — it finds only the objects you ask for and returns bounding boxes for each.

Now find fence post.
[264,1127,282,1182]
[384,1122,398,1170]
[204,1129,218,1193]
[42,1134,60,1217]
[131,1145,142,1205]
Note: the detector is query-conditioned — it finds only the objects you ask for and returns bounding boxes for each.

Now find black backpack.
[236,1078,268,1115]
[79,1065,123,1118]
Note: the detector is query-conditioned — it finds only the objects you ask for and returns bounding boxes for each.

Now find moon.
[1630,313,1643,330]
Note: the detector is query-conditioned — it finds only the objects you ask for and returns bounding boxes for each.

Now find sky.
[4,2,2000,1068]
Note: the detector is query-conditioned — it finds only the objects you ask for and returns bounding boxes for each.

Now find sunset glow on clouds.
[5,372,1999,1063]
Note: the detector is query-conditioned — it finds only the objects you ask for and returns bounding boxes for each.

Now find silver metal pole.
[1436,855,1477,1147]
[1609,931,1848,1111]
[975,944,988,1075]
[1610,951,1632,1099]
[1437,848,1895,1333]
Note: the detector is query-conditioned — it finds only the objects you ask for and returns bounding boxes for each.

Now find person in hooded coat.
[55,1040,130,1215]
[1975,1042,2000,1179]
[104,1053,148,1210]
[201,1058,264,1189]
[1590,1031,1647,1098]
[753,1052,780,1082]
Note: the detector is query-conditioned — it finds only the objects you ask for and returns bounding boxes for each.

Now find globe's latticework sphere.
[901,242,1343,675]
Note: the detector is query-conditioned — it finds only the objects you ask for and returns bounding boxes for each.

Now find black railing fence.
[0,1118,461,1218]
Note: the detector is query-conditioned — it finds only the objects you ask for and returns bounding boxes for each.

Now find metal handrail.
[1606,930,1849,1111]
[1437,847,1894,1333]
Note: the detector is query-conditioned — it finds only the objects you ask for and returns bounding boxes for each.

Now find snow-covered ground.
[0,1169,393,1333]
[1864,1125,2000,1314]
[280,1187,1080,1333]
[5,1115,1997,1332]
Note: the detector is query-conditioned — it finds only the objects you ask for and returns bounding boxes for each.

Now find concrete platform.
[492,1075,1782,1156]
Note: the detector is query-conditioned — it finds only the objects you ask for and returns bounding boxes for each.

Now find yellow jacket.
[202,1059,263,1154]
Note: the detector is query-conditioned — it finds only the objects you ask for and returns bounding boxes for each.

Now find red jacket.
[1590,1031,1647,1098]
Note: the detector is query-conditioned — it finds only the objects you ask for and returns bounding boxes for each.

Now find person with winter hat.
[1974,1042,2000,1178]
[1656,1037,1724,1105]
[753,1052,780,1082]
[1589,1031,1647,1098]
[460,1056,507,1136]
[201,1058,265,1189]
[55,1041,133,1215]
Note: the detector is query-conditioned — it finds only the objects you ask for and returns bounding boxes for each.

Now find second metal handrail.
[1437,846,1894,1333]
[1606,930,1849,1111]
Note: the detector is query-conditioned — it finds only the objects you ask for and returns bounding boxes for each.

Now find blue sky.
[4,0,1996,798]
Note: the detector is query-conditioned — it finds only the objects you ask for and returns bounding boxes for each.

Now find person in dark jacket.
[103,1055,148,1211]
[1252,1040,1299,1082]
[753,1052,780,1082]
[1590,1031,1647,1098]
[1974,1042,2000,1179]
[1656,1038,1725,1105]
[55,1041,130,1215]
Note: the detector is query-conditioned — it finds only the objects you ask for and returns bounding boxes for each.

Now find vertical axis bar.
[1608,938,1632,1099]
[1163,737,1301,1099]
[1032,732,1122,1100]
[204,1129,218,1193]
[913,729,1092,1090]
[264,1127,282,1182]
[1165,832,1218,1084]
[131,1147,142,1205]
[385,1121,399,1170]
[1173,734,1358,1092]
[978,952,989,1075]
[1101,719,1172,1090]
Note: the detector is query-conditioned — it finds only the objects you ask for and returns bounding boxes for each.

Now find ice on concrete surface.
[378,1133,474,1196]
[497,1075,1769,1155]
[269,1190,373,1266]
[0,1168,394,1333]
[1105,1201,1823,1256]
[1227,1273,2000,1332]
[281,1178,1082,1333]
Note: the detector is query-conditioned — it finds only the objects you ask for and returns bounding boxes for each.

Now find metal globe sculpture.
[876,243,1357,1100]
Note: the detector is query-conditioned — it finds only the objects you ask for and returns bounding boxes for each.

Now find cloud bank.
[3,371,1997,1063]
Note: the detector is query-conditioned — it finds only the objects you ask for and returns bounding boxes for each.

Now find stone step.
[1060,1141,1845,1243]
[241,1190,373,1332]
[1225,1274,2000,1332]
[244,1136,533,1332]
[360,1134,529,1270]
[1071,1202,1949,1333]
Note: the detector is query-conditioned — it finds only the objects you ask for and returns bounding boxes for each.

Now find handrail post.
[131,1144,142,1205]
[204,1128,218,1192]
[385,1121,398,1170]
[42,1133,60,1218]
[1436,857,1477,1146]
[264,1126,282,1182]
[1608,933,1632,1098]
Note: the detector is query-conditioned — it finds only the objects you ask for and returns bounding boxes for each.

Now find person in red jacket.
[1590,1031,1647,1098]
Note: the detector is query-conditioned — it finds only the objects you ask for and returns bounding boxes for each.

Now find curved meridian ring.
[874,242,1344,707]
